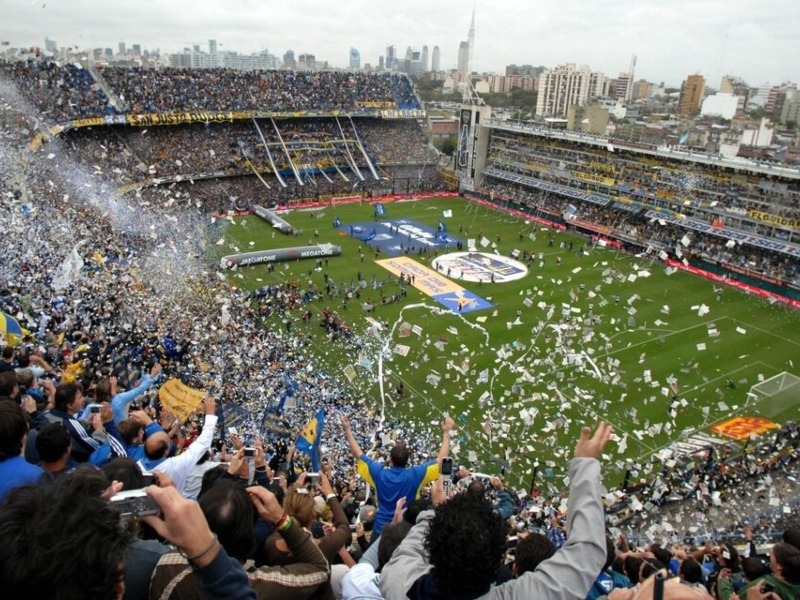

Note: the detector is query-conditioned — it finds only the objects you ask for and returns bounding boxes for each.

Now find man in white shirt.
[137,397,218,496]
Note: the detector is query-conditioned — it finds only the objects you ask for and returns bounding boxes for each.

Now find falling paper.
[394,344,410,357]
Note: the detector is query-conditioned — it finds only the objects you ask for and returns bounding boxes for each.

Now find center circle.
[431,251,529,283]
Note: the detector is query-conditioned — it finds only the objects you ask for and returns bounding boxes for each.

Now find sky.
[1,0,797,88]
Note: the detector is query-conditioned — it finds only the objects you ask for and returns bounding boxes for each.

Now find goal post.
[747,372,800,419]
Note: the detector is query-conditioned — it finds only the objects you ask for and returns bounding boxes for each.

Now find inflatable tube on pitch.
[221,244,342,269]
[253,204,295,234]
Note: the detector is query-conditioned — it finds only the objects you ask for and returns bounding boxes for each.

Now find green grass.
[216,197,800,491]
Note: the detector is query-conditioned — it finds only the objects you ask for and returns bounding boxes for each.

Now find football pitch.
[217,196,800,489]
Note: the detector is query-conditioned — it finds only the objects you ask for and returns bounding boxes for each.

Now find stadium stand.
[1,56,800,599]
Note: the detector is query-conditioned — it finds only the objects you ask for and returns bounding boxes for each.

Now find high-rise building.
[613,73,632,102]
[767,84,800,122]
[44,37,57,53]
[615,55,636,103]
[535,63,606,117]
[457,41,469,73]
[131,44,141,57]
[719,76,734,94]
[297,54,316,71]
[766,85,782,113]
[409,50,422,76]
[779,89,800,125]
[283,50,296,69]
[632,80,652,100]
[349,47,360,69]
[678,74,705,115]
[385,45,396,71]
[208,39,217,56]
[432,46,441,72]
[421,45,429,72]
[719,75,750,113]
[118,42,127,56]
[467,8,475,75]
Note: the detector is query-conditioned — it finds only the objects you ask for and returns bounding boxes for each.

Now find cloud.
[0,0,796,85]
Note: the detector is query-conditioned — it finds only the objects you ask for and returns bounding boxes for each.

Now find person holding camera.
[718,543,800,600]
[44,381,122,463]
[148,482,330,599]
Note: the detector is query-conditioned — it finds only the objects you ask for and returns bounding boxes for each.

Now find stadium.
[1,56,799,552]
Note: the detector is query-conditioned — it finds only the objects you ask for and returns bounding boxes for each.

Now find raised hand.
[574,422,613,460]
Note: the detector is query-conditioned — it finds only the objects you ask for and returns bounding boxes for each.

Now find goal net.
[747,372,800,419]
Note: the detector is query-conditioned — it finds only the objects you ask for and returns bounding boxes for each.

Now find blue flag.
[374,203,386,217]
[1,312,24,346]
[295,409,325,471]
[277,375,299,413]
[333,215,341,228]
[437,220,447,234]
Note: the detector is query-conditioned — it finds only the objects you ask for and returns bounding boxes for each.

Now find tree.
[440,135,458,156]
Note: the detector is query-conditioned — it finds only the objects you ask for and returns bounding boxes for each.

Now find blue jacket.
[587,569,632,600]
[45,409,102,462]
[494,488,516,520]
[0,456,44,500]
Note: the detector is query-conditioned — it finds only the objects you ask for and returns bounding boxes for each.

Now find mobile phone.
[441,458,453,495]
[90,405,101,414]
[109,490,160,522]
[762,583,775,594]
[506,536,518,549]
[441,457,453,476]
[307,472,320,484]
[244,447,256,458]
[141,473,156,487]
[272,477,283,485]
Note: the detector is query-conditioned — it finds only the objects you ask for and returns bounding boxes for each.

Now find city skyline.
[1,0,797,86]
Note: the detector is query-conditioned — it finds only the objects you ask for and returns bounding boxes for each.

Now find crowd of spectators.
[3,52,800,600]
[47,116,443,206]
[487,130,800,237]
[0,58,420,125]
[0,59,112,121]
[481,178,800,287]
